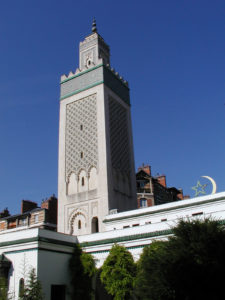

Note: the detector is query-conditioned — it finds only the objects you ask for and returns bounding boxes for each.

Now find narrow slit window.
[78,220,81,229]
[82,177,85,186]
[192,212,203,216]
[81,152,83,158]
[80,124,83,130]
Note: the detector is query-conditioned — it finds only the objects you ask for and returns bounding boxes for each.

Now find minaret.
[58,20,137,235]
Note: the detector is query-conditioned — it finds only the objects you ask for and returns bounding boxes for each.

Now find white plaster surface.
[0,229,76,300]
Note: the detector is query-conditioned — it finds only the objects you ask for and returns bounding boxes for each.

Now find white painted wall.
[78,192,225,267]
[38,250,72,300]
[0,229,76,300]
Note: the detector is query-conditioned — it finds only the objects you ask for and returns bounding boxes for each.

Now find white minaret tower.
[58,20,137,235]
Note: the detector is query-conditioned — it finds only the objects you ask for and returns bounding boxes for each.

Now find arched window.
[91,217,99,233]
[81,177,85,186]
[78,220,81,229]
[140,198,147,207]
[19,278,24,297]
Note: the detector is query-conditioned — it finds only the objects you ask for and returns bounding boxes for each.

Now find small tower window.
[82,177,85,186]
[80,125,83,130]
[78,220,81,229]
[91,217,99,233]
[81,152,83,158]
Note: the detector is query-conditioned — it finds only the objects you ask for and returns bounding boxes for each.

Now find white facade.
[78,192,225,267]
[0,228,76,300]
[1,193,225,299]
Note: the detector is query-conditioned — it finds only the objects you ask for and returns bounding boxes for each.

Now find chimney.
[156,175,167,187]
[41,195,58,224]
[138,164,151,175]
[21,200,37,214]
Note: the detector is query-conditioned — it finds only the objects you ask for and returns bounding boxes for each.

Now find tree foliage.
[19,268,43,300]
[136,219,225,300]
[0,277,8,300]
[69,243,96,299]
[100,244,136,300]
[135,240,173,300]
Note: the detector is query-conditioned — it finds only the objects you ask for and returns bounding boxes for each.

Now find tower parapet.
[60,65,129,88]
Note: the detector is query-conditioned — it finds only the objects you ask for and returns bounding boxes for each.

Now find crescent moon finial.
[201,176,217,194]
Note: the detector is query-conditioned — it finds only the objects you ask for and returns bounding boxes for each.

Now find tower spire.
[92,18,97,33]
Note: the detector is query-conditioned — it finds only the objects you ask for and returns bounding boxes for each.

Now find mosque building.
[0,21,224,300]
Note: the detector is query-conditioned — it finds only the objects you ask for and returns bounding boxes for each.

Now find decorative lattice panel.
[65,94,98,180]
[109,96,130,173]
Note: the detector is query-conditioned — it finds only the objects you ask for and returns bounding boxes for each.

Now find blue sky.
[0,0,224,214]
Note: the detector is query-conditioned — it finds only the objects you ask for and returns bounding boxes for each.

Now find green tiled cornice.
[4,247,72,256]
[103,65,129,90]
[88,243,151,255]
[80,228,172,248]
[60,81,104,100]
[60,64,130,105]
[0,235,75,248]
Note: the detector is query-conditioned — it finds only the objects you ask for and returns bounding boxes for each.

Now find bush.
[101,244,136,300]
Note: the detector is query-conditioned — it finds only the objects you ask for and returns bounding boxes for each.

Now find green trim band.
[60,81,104,101]
[88,243,152,255]
[0,235,75,248]
[103,197,225,223]
[4,247,72,256]
[4,248,38,255]
[80,229,172,248]
[60,64,103,84]
[0,236,38,248]
[38,236,75,247]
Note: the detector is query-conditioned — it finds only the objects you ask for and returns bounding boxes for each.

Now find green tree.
[100,244,136,300]
[20,268,43,300]
[136,219,225,300]
[135,241,173,300]
[0,278,8,300]
[69,244,96,299]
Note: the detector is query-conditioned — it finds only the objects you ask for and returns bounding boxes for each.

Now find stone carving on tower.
[58,20,137,236]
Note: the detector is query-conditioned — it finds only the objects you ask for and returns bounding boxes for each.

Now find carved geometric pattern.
[109,96,130,173]
[65,94,98,180]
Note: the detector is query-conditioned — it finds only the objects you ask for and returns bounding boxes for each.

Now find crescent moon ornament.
[201,176,217,194]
